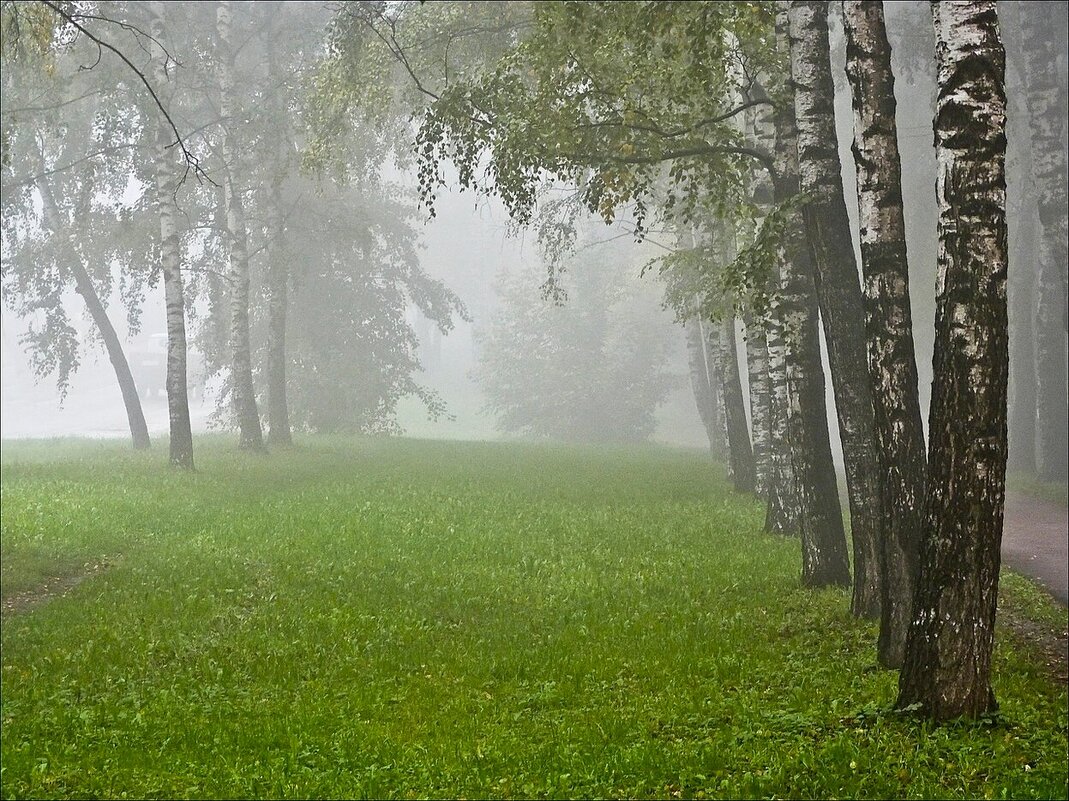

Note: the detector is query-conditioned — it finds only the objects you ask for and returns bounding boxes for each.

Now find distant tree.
[897,0,1008,721]
[683,303,727,459]
[1015,1,1068,481]
[475,241,675,444]
[274,179,466,435]
[214,0,263,450]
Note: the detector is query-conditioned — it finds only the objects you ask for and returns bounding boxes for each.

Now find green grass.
[1,437,1066,800]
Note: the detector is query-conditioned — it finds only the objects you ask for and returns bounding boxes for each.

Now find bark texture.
[149,1,194,469]
[217,0,264,450]
[788,0,882,616]
[764,306,799,536]
[773,2,850,586]
[744,316,772,499]
[842,0,927,667]
[897,0,1008,721]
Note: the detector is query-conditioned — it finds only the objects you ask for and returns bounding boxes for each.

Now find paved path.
[1002,493,1068,605]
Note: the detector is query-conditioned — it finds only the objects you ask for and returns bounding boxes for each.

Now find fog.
[1,0,1065,486]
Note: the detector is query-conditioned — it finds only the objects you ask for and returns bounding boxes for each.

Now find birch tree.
[149,1,194,469]
[216,0,264,450]
[788,0,881,616]
[2,60,152,451]
[841,0,927,667]
[897,0,1008,721]
[773,2,850,586]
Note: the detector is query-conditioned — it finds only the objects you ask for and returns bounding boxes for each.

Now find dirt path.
[1002,493,1068,606]
[0,559,112,619]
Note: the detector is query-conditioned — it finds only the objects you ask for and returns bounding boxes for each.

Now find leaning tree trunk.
[720,313,757,495]
[35,164,151,451]
[788,0,882,617]
[744,315,772,499]
[217,0,264,450]
[70,264,152,450]
[149,1,194,470]
[842,0,927,668]
[897,0,1008,722]
[774,2,851,587]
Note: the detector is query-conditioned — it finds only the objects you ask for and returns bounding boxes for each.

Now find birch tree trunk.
[897,0,1008,721]
[1007,201,1037,474]
[1033,242,1068,480]
[707,320,729,456]
[764,306,799,536]
[842,0,927,667]
[149,1,194,469]
[748,86,798,534]
[788,0,882,616]
[217,0,264,450]
[774,2,850,587]
[70,263,152,451]
[744,316,772,499]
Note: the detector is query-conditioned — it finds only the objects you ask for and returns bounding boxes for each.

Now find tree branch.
[37,0,216,188]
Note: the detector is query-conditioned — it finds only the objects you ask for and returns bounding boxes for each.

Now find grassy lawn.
[1,437,1066,799]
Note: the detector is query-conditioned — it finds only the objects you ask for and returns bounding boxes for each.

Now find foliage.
[0,39,157,398]
[409,1,780,231]
[304,0,531,179]
[1,437,1067,799]
[320,0,791,322]
[474,234,676,443]
[263,178,468,434]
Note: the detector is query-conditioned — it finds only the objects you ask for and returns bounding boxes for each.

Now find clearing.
[1,437,1066,799]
